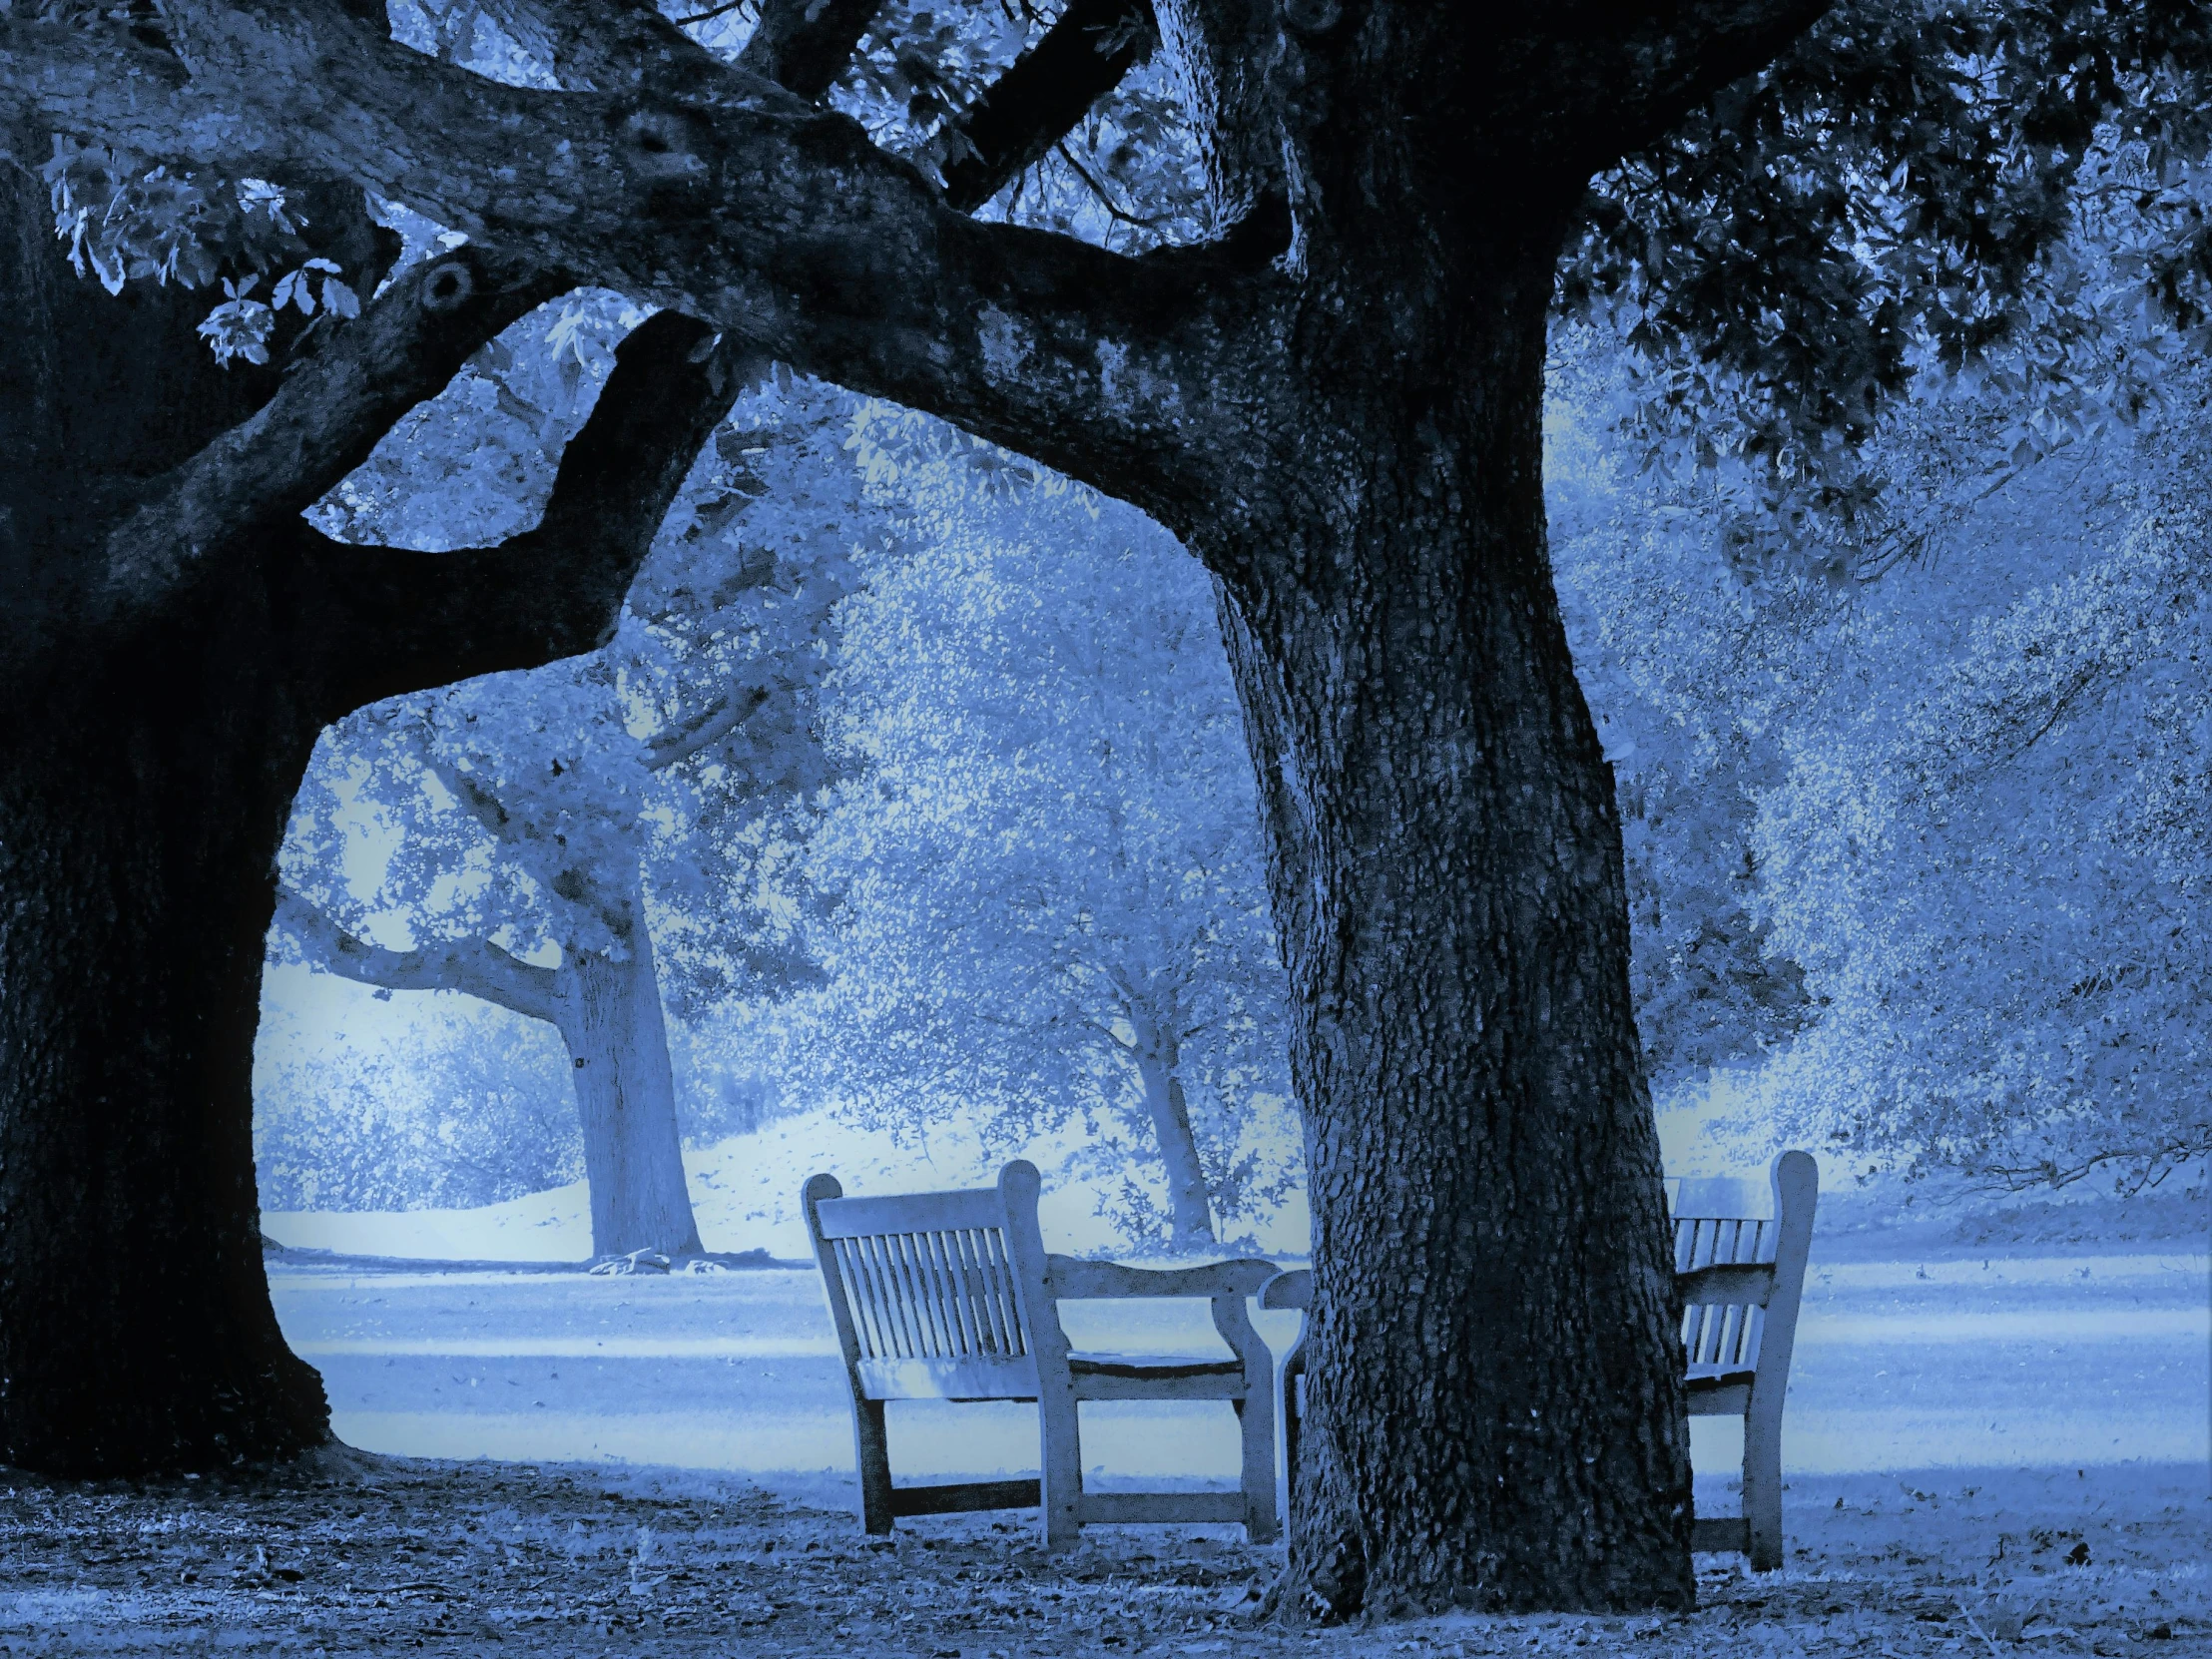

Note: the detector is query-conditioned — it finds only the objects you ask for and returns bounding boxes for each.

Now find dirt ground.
[0,1452,2199,1656]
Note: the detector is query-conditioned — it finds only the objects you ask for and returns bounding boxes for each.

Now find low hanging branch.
[100,248,564,611]
[273,888,564,1024]
[304,311,748,709]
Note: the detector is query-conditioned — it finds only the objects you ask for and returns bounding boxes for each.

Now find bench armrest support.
[1044,1257,1278,1300]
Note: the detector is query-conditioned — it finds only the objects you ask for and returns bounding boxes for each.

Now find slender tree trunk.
[1205,241,1692,1614]
[553,910,702,1259]
[1128,1012,1214,1247]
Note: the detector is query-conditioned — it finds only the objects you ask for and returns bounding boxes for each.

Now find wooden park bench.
[803,1159,1280,1549]
[1260,1149,1819,1570]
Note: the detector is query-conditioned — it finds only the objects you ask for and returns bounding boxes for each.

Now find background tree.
[1551,327,2212,1196]
[276,347,860,1258]
[810,408,1294,1249]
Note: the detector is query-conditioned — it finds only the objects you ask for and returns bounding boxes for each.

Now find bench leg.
[850,1396,895,1536]
[1743,1401,1784,1570]
[1233,1394,1278,1544]
[1037,1382,1083,1551]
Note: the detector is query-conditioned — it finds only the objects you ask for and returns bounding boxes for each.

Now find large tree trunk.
[0,582,336,1473]
[0,166,372,1473]
[1208,241,1693,1614]
[552,908,703,1259]
[0,148,738,1470]
[1128,1008,1214,1248]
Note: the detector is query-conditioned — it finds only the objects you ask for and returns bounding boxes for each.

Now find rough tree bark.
[0,150,741,1470]
[1,0,1835,1605]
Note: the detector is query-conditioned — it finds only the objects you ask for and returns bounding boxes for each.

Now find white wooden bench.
[803,1159,1280,1549]
[1670,1149,1820,1567]
[1260,1149,1819,1571]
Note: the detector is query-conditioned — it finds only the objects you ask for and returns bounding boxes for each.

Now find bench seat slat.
[1693,1515,1751,1554]
[1065,1352,1241,1380]
[1078,1490,1245,1525]
[1072,1373,1248,1401]
[857,1355,1041,1400]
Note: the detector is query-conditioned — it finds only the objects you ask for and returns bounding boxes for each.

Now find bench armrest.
[1677,1262,1775,1308]
[1044,1256,1278,1301]
[1259,1268,1311,1312]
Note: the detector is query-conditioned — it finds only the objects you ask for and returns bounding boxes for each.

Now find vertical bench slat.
[982,1226,1028,1356]
[961,1230,1004,1355]
[830,1239,876,1358]
[930,1231,973,1355]
[931,1231,980,1356]
[948,1230,989,1354]
[859,1236,905,1360]
[890,1234,933,1357]
[967,1229,1016,1356]
[867,1235,918,1359]
[896,1234,943,1357]
[841,1236,886,1357]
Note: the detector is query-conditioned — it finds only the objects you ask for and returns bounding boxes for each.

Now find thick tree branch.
[4,2,1252,515]
[309,309,755,711]
[0,16,260,161]
[938,0,1154,214]
[1527,1,1840,167]
[737,0,884,102]
[274,888,564,1023]
[101,247,563,609]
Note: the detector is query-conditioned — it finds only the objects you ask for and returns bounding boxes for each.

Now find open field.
[258,1247,2209,1494]
[0,1219,2200,1654]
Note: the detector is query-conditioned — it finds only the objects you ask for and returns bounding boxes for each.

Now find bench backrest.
[803,1162,1052,1399]
[1666,1151,1818,1382]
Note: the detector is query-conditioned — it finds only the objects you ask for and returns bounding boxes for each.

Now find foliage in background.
[800,406,1298,1248]
[254,983,580,1211]
[1567,0,2212,583]
[1554,341,2212,1196]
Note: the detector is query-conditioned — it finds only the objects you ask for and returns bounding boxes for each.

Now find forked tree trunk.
[1206,242,1692,1614]
[552,916,703,1259]
[1128,1011,1214,1247]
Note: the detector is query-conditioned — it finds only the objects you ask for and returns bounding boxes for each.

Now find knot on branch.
[419,261,476,312]
[616,107,714,206]
[1283,0,1343,34]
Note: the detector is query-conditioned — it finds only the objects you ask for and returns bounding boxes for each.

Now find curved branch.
[939,0,1154,214]
[646,683,771,771]
[308,309,757,713]
[101,245,563,614]
[274,888,564,1024]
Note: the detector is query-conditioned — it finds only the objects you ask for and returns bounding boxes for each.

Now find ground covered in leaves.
[0,1453,2198,1656]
